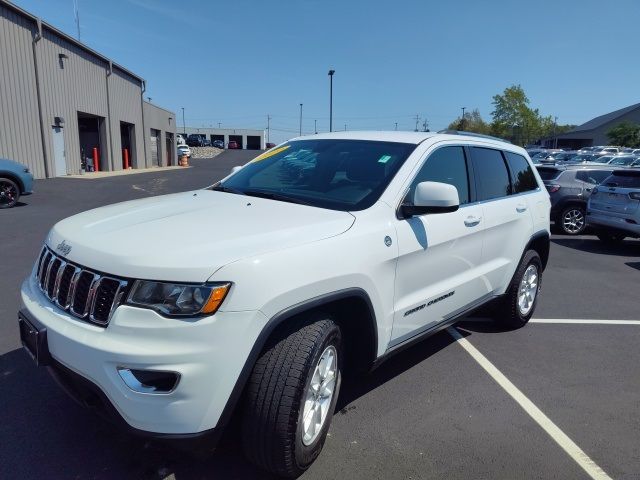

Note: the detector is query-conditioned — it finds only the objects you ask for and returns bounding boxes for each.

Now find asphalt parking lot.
[1,150,638,480]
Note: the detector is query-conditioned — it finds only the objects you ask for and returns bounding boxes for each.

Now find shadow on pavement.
[0,328,464,480]
[626,261,640,271]
[552,237,640,256]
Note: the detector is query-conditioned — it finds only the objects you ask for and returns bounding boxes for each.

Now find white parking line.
[447,327,612,480]
[531,319,640,325]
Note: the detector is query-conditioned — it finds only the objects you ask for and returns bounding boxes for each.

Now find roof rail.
[437,130,511,144]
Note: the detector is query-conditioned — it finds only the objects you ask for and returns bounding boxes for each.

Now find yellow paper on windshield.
[252,145,290,162]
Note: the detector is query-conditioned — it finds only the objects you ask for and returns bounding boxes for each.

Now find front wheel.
[0,177,20,209]
[242,315,342,478]
[494,250,542,329]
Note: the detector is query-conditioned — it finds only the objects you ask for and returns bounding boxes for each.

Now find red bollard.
[92,147,100,172]
[123,148,130,169]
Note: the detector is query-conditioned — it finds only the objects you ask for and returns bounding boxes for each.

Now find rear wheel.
[596,230,626,244]
[0,177,19,209]
[242,315,341,478]
[494,250,542,329]
[559,205,586,235]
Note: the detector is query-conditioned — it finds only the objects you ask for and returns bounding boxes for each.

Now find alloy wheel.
[301,345,337,446]
[562,208,585,234]
[0,180,18,207]
[518,264,538,316]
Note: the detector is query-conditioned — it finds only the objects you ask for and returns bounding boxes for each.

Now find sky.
[11,0,640,144]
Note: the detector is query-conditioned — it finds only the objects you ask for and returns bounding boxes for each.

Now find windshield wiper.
[210,184,245,195]
[243,189,312,206]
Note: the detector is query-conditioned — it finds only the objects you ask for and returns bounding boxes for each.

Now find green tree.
[606,122,640,147]
[447,108,490,134]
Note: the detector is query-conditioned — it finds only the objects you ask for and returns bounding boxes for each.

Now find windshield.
[214,139,416,211]
[609,156,635,166]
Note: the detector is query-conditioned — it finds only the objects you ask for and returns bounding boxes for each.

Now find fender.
[213,287,378,431]
[523,229,550,270]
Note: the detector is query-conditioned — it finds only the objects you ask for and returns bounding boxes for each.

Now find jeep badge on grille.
[56,240,72,256]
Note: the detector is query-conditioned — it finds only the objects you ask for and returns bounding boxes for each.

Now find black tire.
[596,231,626,244]
[242,315,342,478]
[558,205,586,235]
[0,177,20,209]
[494,250,542,329]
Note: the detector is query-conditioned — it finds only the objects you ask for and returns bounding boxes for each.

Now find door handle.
[516,204,528,213]
[464,216,481,227]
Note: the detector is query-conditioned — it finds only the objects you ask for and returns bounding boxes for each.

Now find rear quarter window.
[504,152,538,193]
[603,172,640,188]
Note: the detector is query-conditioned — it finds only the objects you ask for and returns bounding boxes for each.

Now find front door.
[52,126,66,176]
[391,145,485,346]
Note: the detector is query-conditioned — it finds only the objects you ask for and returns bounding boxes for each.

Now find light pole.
[314,119,317,134]
[267,115,271,144]
[328,69,335,132]
[395,122,398,131]
[460,107,466,131]
[181,107,185,134]
[344,124,347,131]
[299,103,303,136]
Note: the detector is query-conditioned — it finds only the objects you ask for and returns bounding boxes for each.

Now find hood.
[47,190,355,282]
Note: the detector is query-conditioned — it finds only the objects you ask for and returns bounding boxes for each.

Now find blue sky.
[12,0,640,143]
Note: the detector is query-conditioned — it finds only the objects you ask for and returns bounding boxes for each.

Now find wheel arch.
[524,230,550,271]
[0,171,25,194]
[214,288,378,430]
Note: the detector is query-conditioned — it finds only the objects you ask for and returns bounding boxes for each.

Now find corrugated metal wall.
[107,68,144,170]
[1,1,175,178]
[36,29,109,175]
[0,6,46,177]
[143,102,177,168]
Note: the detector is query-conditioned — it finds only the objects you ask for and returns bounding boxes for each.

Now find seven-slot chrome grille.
[35,246,128,326]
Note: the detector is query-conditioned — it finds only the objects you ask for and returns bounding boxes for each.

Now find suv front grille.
[35,246,128,326]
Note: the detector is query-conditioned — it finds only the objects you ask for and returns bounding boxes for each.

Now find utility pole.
[218,122,221,129]
[414,114,420,132]
[314,119,317,134]
[267,115,271,144]
[553,116,558,149]
[328,69,335,132]
[181,107,185,135]
[73,0,81,41]
[395,122,398,131]
[460,107,466,131]
[422,120,429,132]
[344,124,347,131]
[299,103,303,136]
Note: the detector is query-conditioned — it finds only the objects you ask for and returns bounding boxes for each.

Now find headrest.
[345,156,386,182]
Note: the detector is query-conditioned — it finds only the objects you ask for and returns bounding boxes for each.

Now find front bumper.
[20,274,267,434]
[587,210,640,237]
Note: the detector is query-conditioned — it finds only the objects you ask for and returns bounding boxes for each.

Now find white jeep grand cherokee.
[19,131,550,478]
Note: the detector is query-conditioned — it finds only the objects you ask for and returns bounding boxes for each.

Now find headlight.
[126,281,231,317]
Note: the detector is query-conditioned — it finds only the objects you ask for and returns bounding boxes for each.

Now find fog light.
[117,367,180,394]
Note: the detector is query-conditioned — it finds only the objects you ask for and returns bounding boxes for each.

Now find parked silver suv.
[587,170,640,243]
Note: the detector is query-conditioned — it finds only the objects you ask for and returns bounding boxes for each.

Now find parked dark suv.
[186,134,205,147]
[536,164,614,235]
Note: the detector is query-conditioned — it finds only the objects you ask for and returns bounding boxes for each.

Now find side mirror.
[231,165,242,174]
[401,181,460,218]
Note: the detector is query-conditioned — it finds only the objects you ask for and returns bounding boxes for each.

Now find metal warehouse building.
[181,127,266,150]
[0,0,176,178]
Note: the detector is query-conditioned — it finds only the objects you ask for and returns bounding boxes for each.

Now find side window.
[504,151,538,193]
[470,147,511,200]
[405,146,470,205]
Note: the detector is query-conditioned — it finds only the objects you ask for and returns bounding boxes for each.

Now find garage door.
[247,136,261,150]
[150,129,160,166]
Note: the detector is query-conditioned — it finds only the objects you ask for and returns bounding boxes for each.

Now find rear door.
[470,147,534,295]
